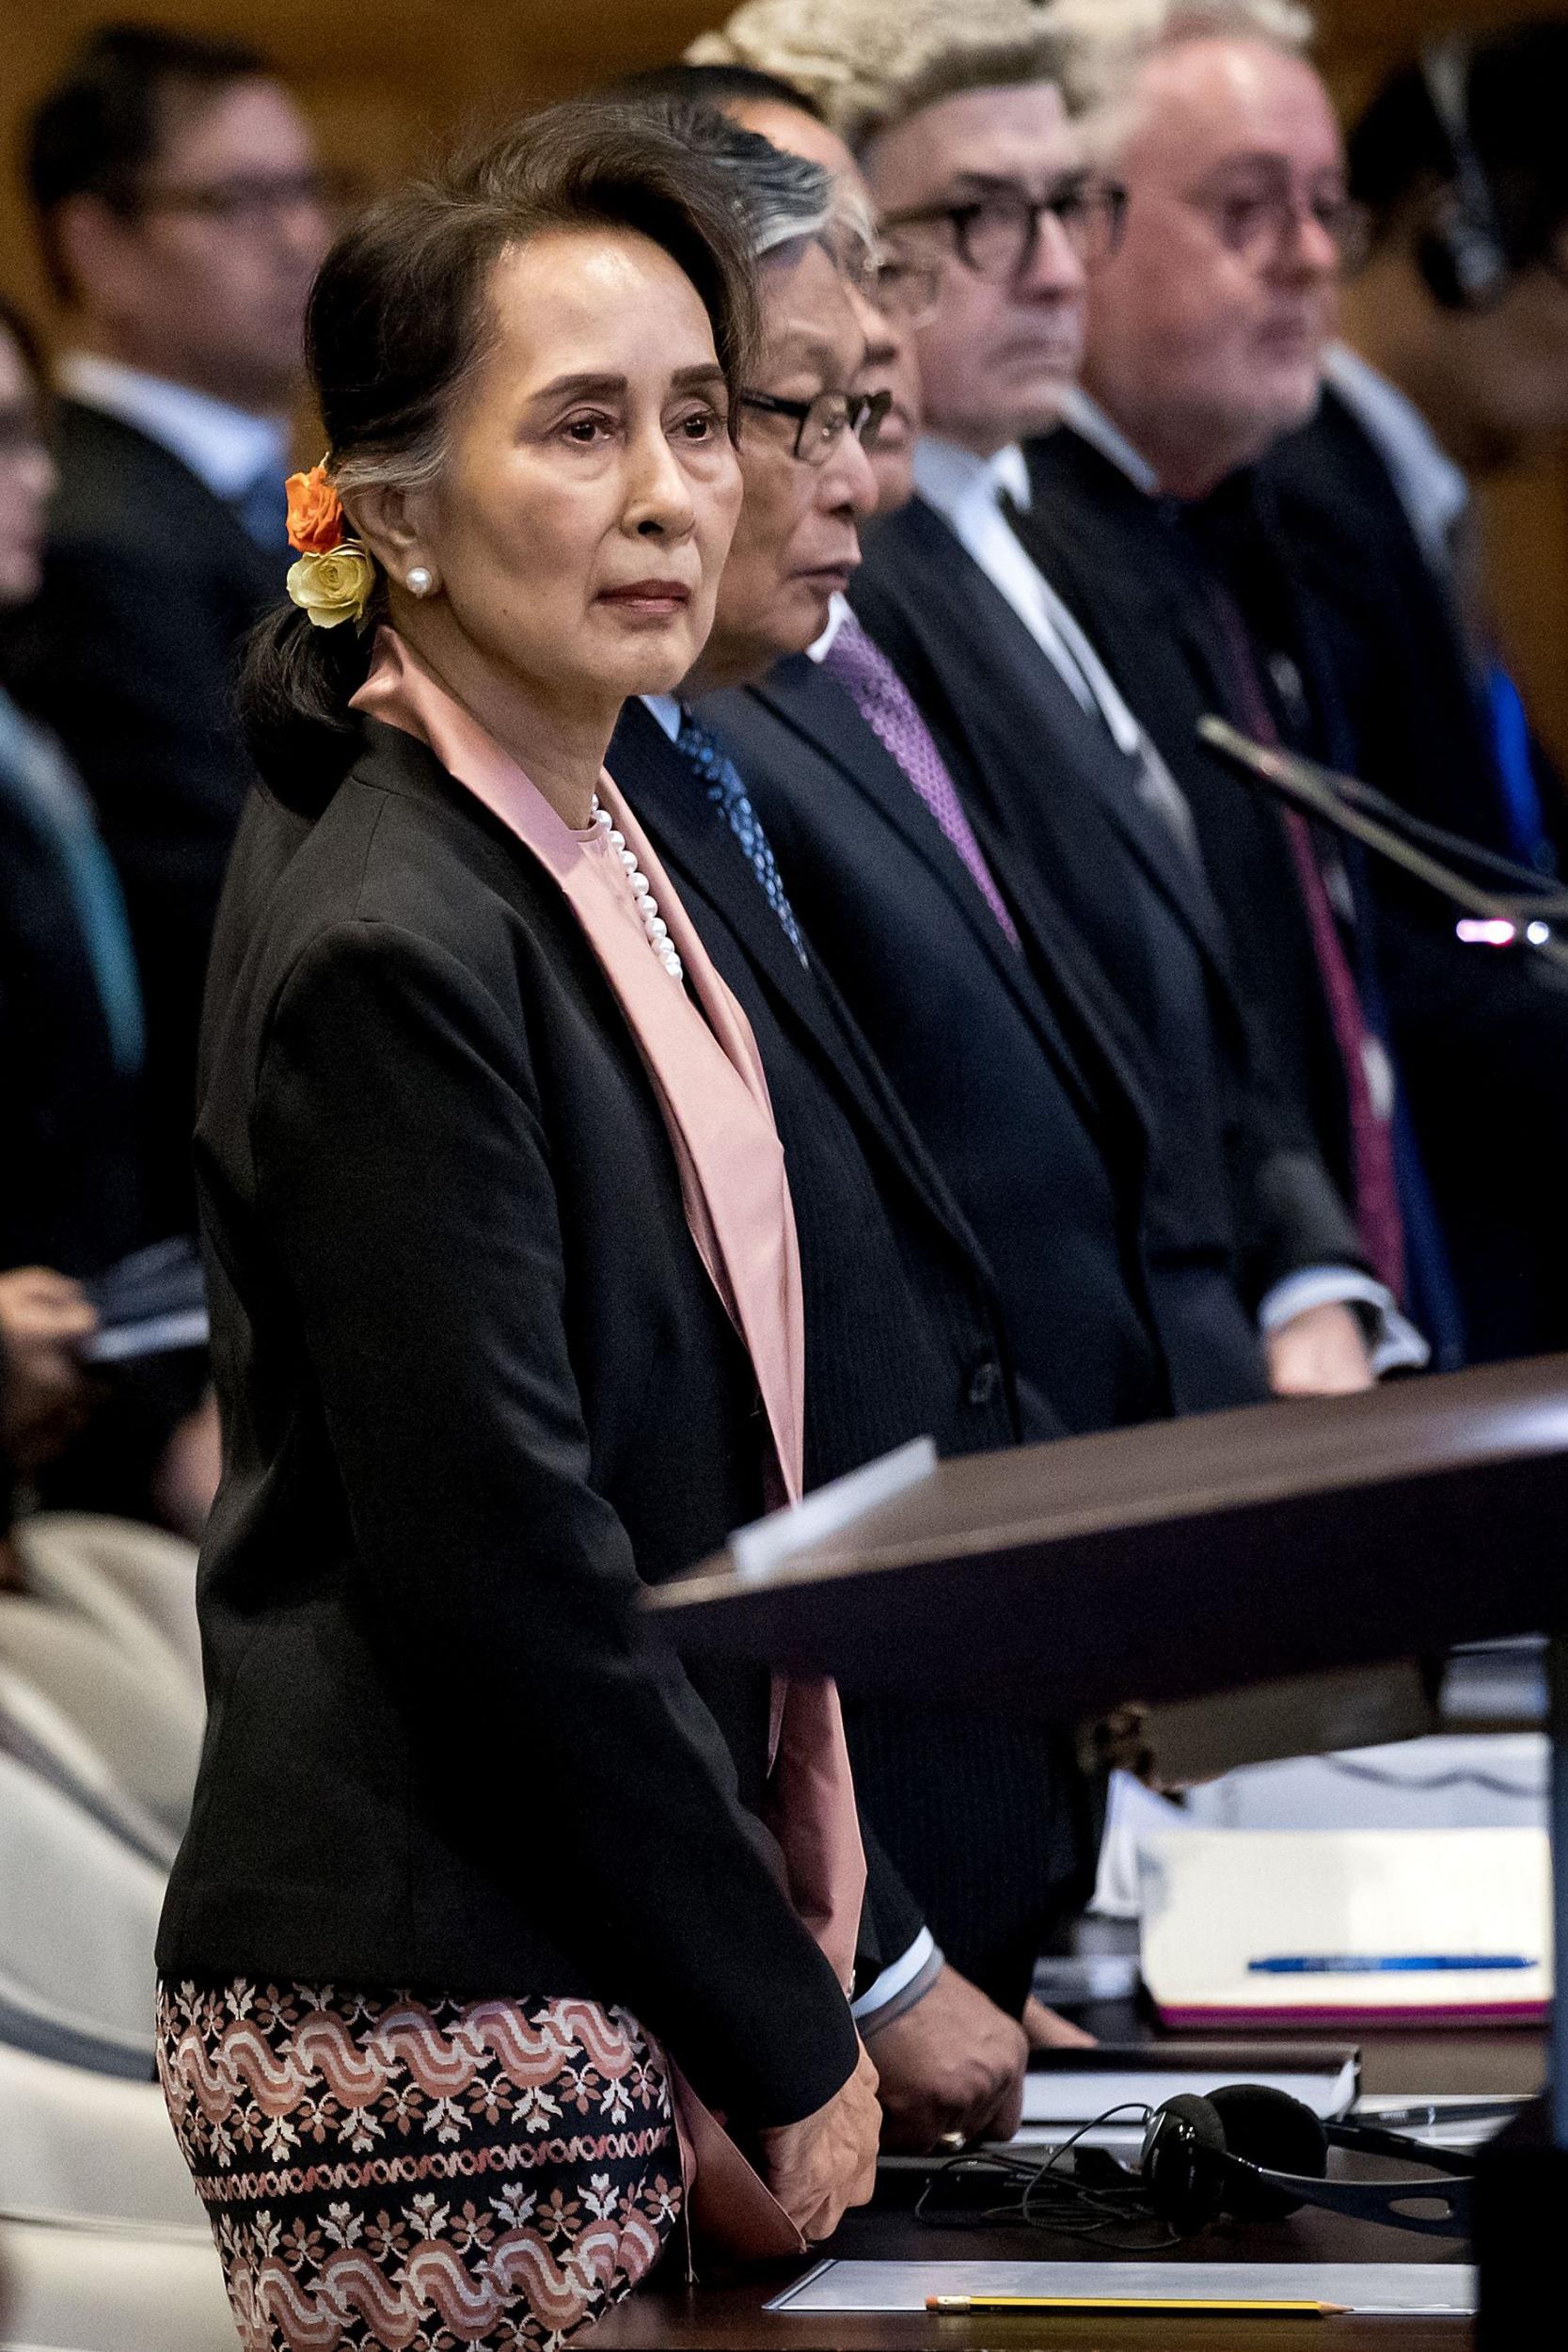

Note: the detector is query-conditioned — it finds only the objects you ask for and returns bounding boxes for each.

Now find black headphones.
[1417,36,1511,310]
[1138,2084,1475,2240]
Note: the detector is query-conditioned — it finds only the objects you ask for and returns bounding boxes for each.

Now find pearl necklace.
[592,798,684,981]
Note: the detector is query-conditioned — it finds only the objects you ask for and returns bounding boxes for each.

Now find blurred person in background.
[1030,0,1568,1363]
[7,24,331,1235]
[0,294,214,1538]
[1273,22,1568,876]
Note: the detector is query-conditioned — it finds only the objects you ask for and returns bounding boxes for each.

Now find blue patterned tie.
[675,709,808,964]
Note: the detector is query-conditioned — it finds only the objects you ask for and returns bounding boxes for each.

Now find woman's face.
[0,328,55,608]
[402,229,743,708]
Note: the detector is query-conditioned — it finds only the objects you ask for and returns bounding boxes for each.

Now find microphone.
[1197,716,1568,981]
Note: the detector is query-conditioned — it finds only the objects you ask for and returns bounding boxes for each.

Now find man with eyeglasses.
[1019,3,1568,1366]
[8,24,332,1234]
[769,9,1399,1408]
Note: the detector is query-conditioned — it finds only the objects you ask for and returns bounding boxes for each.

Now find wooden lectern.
[645,1358,1568,2342]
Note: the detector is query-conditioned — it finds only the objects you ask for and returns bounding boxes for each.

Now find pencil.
[926,2294,1351,2315]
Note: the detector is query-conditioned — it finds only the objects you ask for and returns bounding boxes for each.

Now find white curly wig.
[687,0,1079,151]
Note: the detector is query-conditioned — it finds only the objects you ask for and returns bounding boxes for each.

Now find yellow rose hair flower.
[286,543,377,630]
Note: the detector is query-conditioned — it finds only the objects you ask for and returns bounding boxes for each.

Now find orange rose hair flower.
[285,459,346,555]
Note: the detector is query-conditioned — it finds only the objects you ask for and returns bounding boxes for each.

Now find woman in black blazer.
[154,105,877,2348]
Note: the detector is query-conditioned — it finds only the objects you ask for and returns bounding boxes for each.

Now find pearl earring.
[405,564,435,596]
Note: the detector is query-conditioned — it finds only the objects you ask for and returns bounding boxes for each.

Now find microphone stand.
[1197,715,1568,980]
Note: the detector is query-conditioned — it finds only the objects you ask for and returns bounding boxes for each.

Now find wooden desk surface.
[592,2032,1544,2352]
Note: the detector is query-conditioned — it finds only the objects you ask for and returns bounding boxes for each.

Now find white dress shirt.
[58,352,289,504]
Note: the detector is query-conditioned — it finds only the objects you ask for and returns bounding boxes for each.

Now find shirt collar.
[641,692,683,742]
[806,592,851,664]
[911,434,1032,525]
[58,352,289,501]
[1057,389,1162,497]
[1320,343,1469,567]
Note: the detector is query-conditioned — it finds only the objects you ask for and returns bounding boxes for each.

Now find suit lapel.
[607,699,902,1120]
[743,657,1057,1026]
[895,498,1233,979]
[723,662,1160,1159]
[610,701,821,1001]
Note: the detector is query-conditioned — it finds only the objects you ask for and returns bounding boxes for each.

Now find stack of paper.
[1014,2043,1358,2147]
[1137,1827,1550,2027]
[766,2262,1478,2316]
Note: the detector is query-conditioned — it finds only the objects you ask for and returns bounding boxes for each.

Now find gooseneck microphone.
[1197,714,1568,980]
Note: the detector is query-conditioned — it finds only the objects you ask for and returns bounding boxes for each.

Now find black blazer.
[3,402,283,1232]
[851,496,1366,1305]
[1263,385,1564,866]
[703,659,1271,1425]
[1256,396,1568,1359]
[1023,423,1568,1360]
[608,698,1090,2011]
[156,717,858,2132]
[1011,431,1357,1203]
[609,696,1030,1475]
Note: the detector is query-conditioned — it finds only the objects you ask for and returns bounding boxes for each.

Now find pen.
[927,2294,1349,2315]
[1246,1953,1534,1974]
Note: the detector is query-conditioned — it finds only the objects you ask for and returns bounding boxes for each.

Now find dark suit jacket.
[703,658,1271,1426]
[1264,384,1564,866]
[3,402,282,1233]
[0,720,142,1278]
[1025,422,1568,1359]
[0,700,208,1525]
[1008,434,1358,1206]
[851,496,1366,1311]
[609,697,1090,2011]
[156,716,858,2131]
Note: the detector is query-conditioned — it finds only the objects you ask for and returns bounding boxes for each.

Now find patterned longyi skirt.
[156,1978,684,2351]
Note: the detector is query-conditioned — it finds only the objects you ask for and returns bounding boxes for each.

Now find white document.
[1019,2053,1357,2130]
[766,2260,1478,2315]
[1138,1827,1551,2024]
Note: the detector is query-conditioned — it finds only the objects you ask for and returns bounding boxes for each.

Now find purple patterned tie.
[822,609,1022,949]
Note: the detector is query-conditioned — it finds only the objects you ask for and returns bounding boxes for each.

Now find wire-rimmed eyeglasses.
[738,387,894,464]
[879,176,1128,280]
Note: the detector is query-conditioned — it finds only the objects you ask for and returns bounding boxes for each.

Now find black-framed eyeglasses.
[134,168,351,231]
[738,387,893,464]
[879,177,1128,280]
[872,251,943,326]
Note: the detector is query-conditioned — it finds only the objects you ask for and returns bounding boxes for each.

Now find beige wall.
[3,0,1566,769]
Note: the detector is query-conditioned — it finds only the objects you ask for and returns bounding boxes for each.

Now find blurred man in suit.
[1024,1,1568,1360]
[1270,23,1568,877]
[9,25,331,1232]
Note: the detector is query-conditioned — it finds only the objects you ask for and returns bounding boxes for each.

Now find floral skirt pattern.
[156,1978,683,2352]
